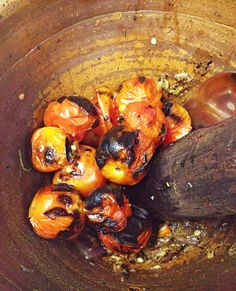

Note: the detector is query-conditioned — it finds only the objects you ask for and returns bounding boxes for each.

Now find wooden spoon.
[185,72,236,128]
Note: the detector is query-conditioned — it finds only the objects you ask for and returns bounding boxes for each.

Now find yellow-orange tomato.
[81,114,107,148]
[82,88,119,148]
[96,87,119,130]
[28,184,85,240]
[53,145,106,198]
[114,76,162,113]
[123,101,166,142]
[162,102,192,145]
[44,96,98,140]
[31,127,67,172]
[96,126,156,185]
[85,184,132,232]
[98,205,152,254]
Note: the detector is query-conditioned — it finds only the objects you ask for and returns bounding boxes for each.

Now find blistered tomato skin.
[95,126,156,185]
[123,101,166,142]
[28,184,85,240]
[82,88,119,148]
[44,96,98,140]
[98,205,152,254]
[96,87,119,130]
[162,101,192,145]
[53,145,106,198]
[114,76,162,113]
[31,127,68,172]
[85,184,131,232]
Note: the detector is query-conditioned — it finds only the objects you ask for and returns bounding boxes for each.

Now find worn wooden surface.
[143,116,236,220]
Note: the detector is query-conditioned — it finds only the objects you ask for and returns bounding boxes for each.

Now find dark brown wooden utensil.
[142,116,236,220]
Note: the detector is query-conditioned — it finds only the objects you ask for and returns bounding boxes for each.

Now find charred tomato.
[31,127,68,172]
[28,184,85,240]
[95,126,156,185]
[123,101,166,143]
[44,96,98,141]
[53,145,106,198]
[85,184,131,232]
[162,101,192,145]
[82,87,119,147]
[98,205,152,254]
[115,76,162,113]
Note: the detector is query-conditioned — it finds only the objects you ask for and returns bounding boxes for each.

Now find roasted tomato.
[85,184,131,232]
[31,127,69,172]
[123,101,166,142]
[114,76,162,113]
[53,145,106,198]
[44,96,98,140]
[98,205,152,254]
[96,87,119,130]
[162,100,192,145]
[82,88,119,147]
[96,126,156,185]
[28,184,85,240]
[81,113,107,148]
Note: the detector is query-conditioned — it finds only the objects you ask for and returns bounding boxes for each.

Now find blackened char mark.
[86,184,124,210]
[132,154,150,178]
[100,217,117,230]
[57,210,81,239]
[58,96,97,116]
[231,72,236,83]
[44,207,71,219]
[44,147,55,164]
[138,76,146,83]
[58,194,72,205]
[116,84,123,92]
[111,205,151,247]
[95,126,138,169]
[52,183,75,192]
[66,138,73,161]
[169,113,181,123]
[162,101,173,116]
[57,96,67,103]
[67,96,97,116]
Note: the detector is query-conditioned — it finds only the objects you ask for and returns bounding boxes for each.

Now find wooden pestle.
[137,116,236,220]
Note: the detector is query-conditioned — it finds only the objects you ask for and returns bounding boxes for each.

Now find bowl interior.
[1,2,236,290]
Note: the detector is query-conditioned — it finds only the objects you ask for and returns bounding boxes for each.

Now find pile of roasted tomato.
[29,76,192,254]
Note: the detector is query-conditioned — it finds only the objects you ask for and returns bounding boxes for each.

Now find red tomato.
[98,205,152,254]
[115,76,162,113]
[44,96,98,141]
[162,101,192,145]
[96,87,119,130]
[123,101,166,142]
[85,184,131,232]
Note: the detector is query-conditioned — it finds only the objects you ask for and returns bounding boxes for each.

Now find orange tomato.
[82,88,119,147]
[98,205,152,254]
[114,76,162,113]
[28,184,85,240]
[44,96,98,140]
[85,184,131,232]
[162,102,192,145]
[96,87,119,130]
[31,127,67,172]
[123,101,166,142]
[53,145,106,198]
